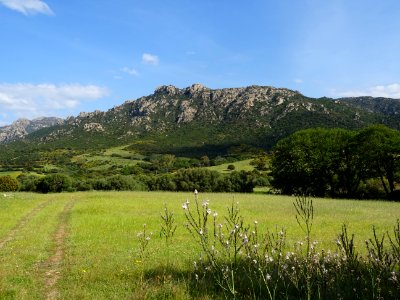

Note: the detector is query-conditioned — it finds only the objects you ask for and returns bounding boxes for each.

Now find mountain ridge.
[0,117,64,144]
[1,84,400,157]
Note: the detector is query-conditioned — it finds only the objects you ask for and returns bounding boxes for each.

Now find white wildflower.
[243,235,248,244]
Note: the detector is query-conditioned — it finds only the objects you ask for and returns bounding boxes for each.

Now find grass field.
[206,159,255,173]
[0,191,399,299]
[0,171,23,179]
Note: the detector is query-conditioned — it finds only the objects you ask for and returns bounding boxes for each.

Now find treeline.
[10,168,264,193]
[271,125,400,200]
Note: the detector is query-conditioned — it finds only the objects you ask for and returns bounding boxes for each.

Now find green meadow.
[0,191,399,299]
[206,159,255,173]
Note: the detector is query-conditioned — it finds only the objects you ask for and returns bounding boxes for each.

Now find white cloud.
[0,0,54,15]
[142,53,159,65]
[336,83,400,99]
[0,83,110,118]
[294,79,303,84]
[121,67,139,76]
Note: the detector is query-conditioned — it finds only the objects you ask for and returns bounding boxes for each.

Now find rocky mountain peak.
[185,83,208,96]
[154,85,180,96]
[0,117,63,144]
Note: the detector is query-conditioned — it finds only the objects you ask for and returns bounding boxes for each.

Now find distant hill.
[0,117,63,143]
[1,84,400,161]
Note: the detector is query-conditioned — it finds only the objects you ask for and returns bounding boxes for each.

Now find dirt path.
[43,200,75,300]
[0,199,53,249]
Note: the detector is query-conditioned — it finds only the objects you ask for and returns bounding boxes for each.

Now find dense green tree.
[271,125,400,199]
[250,154,268,171]
[227,164,236,171]
[227,171,256,193]
[174,168,221,192]
[271,128,334,196]
[201,155,210,167]
[354,125,400,197]
[17,174,40,192]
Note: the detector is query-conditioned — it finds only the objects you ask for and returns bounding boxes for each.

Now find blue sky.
[1,0,400,125]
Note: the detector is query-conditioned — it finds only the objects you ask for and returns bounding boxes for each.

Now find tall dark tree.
[354,125,400,197]
[271,128,335,196]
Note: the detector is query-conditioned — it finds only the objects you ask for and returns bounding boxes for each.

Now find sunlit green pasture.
[206,159,255,173]
[0,192,399,299]
[0,171,22,179]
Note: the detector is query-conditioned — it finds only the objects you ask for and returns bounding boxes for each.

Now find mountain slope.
[0,117,64,143]
[1,84,400,160]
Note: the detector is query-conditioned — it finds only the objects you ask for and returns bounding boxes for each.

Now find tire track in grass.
[43,199,75,300]
[0,199,53,249]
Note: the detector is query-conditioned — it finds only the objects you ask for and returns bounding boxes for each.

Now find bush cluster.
[144,169,257,193]
[0,175,19,192]
[16,169,263,193]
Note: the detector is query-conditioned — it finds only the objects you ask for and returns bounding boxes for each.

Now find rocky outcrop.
[0,117,63,143]
[83,122,105,132]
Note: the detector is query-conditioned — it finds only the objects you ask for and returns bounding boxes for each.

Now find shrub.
[0,175,19,192]
[35,174,73,193]
[227,170,256,192]
[89,178,112,190]
[107,175,147,191]
[88,175,147,191]
[174,168,221,192]
[227,164,235,171]
[17,174,40,191]
[74,180,93,191]
[356,178,387,199]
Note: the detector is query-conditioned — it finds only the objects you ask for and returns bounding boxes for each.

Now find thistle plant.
[337,223,358,264]
[160,203,177,247]
[183,191,246,298]
[388,219,400,267]
[136,223,152,286]
[181,193,400,299]
[137,223,152,261]
[293,194,314,256]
